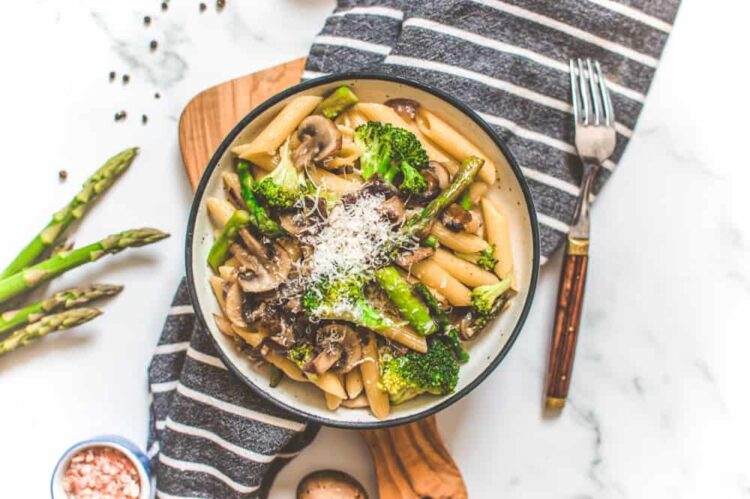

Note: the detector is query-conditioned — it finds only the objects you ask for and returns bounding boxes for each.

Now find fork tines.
[569,58,614,128]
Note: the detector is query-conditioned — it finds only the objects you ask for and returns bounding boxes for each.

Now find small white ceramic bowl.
[186,73,540,428]
[51,435,151,499]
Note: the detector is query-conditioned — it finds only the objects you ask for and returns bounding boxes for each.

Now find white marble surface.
[0,0,748,497]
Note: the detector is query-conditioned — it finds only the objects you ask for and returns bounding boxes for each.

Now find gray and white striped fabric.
[305,0,681,261]
[148,1,680,497]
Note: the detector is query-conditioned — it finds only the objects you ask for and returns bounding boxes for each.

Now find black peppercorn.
[108,71,116,82]
[122,74,130,84]
[114,111,127,121]
[142,114,148,124]
[200,3,206,12]
[58,170,68,180]
[154,92,161,99]
[144,15,151,26]
[216,0,225,11]
[161,2,168,11]
[150,40,158,51]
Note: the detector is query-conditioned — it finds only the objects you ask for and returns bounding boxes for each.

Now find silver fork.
[544,58,616,410]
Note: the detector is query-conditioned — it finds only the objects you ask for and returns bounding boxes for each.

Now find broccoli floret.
[455,244,498,272]
[287,343,313,369]
[354,122,429,193]
[379,340,459,404]
[471,278,513,317]
[354,122,394,181]
[252,139,308,208]
[302,275,397,332]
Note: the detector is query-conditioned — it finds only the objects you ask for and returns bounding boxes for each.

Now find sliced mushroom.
[466,208,482,234]
[292,115,342,169]
[441,204,473,232]
[279,213,303,236]
[420,170,441,201]
[378,195,405,223]
[429,161,451,189]
[304,324,362,375]
[296,470,368,499]
[385,98,420,121]
[233,238,292,293]
[395,246,435,267]
[224,282,248,328]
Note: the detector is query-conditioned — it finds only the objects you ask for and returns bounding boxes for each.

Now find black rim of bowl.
[185,72,541,429]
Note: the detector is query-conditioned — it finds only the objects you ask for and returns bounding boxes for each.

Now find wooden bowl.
[185,73,540,428]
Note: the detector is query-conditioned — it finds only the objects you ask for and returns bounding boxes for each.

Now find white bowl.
[186,73,540,428]
[50,435,151,499]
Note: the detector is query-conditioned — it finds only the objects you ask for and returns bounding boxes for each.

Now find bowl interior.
[187,76,539,427]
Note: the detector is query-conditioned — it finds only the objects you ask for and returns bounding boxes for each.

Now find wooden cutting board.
[178,58,467,499]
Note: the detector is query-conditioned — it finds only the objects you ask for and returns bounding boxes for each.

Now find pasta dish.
[205,86,517,419]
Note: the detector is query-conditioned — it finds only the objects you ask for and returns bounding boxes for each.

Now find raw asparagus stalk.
[0,308,102,355]
[0,228,168,305]
[375,267,437,336]
[208,210,252,271]
[401,156,484,240]
[314,86,359,119]
[1,147,138,278]
[413,283,469,363]
[50,239,74,257]
[0,284,122,334]
[236,160,285,237]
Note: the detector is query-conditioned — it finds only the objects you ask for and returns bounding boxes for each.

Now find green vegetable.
[455,244,498,272]
[314,86,359,119]
[422,235,439,249]
[459,277,515,339]
[458,190,472,210]
[0,284,122,334]
[471,278,513,317]
[378,340,459,404]
[288,343,314,369]
[413,283,469,363]
[1,147,138,278]
[374,267,436,336]
[401,156,485,240]
[236,159,286,237]
[354,122,429,193]
[252,140,308,208]
[302,275,399,332]
[0,308,102,355]
[207,210,252,271]
[0,228,168,305]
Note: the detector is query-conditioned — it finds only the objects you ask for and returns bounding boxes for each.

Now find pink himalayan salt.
[62,446,141,498]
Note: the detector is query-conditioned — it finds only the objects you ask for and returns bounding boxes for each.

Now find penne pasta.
[341,394,370,408]
[266,353,308,383]
[416,108,498,185]
[431,222,490,253]
[206,197,235,228]
[409,258,472,307]
[231,95,322,160]
[230,325,267,347]
[308,371,347,399]
[328,139,362,169]
[432,248,499,287]
[213,314,234,337]
[481,197,517,287]
[208,275,226,312]
[346,368,364,399]
[325,391,344,411]
[307,166,362,194]
[379,325,428,353]
[361,332,390,419]
[348,109,369,128]
[469,181,489,205]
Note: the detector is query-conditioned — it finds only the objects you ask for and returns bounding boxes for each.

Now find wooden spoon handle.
[544,237,589,409]
[360,416,467,499]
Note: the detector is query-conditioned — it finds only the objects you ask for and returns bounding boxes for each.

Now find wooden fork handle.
[544,237,589,409]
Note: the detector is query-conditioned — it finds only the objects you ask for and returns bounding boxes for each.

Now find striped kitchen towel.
[148,1,681,497]
[305,0,682,261]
